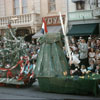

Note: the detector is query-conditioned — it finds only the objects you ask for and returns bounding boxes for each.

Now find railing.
[0,13,41,28]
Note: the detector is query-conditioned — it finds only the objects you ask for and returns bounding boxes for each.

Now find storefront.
[68,10,100,37]
[67,23,99,36]
[32,15,65,39]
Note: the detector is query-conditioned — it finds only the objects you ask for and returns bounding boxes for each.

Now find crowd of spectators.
[64,36,100,76]
[24,40,40,70]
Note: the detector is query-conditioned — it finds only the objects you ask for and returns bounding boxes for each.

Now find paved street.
[0,81,100,100]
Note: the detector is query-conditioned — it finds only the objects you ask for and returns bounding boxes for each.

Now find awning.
[72,0,85,3]
[32,26,61,38]
[67,24,98,36]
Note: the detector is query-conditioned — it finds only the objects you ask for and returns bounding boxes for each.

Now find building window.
[22,0,27,14]
[13,0,27,15]
[76,1,85,10]
[14,0,20,15]
[97,0,100,7]
[48,0,56,12]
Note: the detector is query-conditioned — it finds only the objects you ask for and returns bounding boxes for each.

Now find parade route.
[0,81,100,100]
[0,0,100,100]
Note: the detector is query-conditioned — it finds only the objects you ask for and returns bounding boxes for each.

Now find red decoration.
[8,24,12,28]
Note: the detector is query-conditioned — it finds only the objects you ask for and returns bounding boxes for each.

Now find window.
[89,0,98,9]
[14,0,20,15]
[13,0,27,15]
[97,0,100,7]
[22,0,27,14]
[76,1,85,10]
[48,0,56,12]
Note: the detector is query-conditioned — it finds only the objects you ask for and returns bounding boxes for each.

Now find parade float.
[34,33,100,96]
[0,25,35,87]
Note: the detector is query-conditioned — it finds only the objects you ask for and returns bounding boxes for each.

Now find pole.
[59,12,72,61]
[65,0,69,33]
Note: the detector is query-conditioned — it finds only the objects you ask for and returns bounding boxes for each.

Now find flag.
[8,24,12,28]
[41,18,48,34]
[8,22,12,28]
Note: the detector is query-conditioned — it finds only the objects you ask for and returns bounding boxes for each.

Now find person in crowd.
[69,53,81,76]
[80,65,87,75]
[69,60,81,76]
[90,39,96,49]
[88,48,95,62]
[37,47,40,54]
[78,39,88,67]
[32,60,36,71]
[95,39,100,50]
[31,51,38,60]
[87,60,96,73]
[95,50,100,60]
[95,65,100,74]
[73,50,79,59]
[96,59,100,66]
[71,37,76,44]
[87,37,92,50]
[71,44,78,51]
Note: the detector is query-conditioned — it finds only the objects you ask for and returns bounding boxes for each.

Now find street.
[0,81,100,100]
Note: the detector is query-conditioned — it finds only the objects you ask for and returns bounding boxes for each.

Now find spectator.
[95,50,100,60]
[80,65,87,75]
[95,39,100,49]
[91,39,96,49]
[95,65,100,74]
[87,60,96,73]
[87,37,92,50]
[69,60,81,76]
[68,36,100,76]
[78,39,88,67]
[88,48,95,62]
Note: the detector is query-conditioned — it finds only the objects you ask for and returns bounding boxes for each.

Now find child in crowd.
[80,65,87,75]
[95,65,100,74]
[69,60,81,76]
[87,60,96,73]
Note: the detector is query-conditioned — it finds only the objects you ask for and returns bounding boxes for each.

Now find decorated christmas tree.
[0,23,33,83]
[0,25,27,69]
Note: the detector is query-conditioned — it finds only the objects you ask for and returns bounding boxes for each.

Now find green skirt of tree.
[34,33,69,77]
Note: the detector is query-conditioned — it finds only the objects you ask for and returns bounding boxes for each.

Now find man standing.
[78,39,88,67]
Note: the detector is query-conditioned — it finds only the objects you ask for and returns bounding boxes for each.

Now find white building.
[67,0,100,37]
[0,0,67,37]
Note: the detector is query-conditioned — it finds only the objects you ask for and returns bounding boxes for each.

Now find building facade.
[0,0,100,37]
[67,0,100,37]
[0,0,67,36]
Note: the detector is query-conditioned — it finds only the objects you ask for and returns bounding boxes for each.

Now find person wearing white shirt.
[78,39,88,67]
